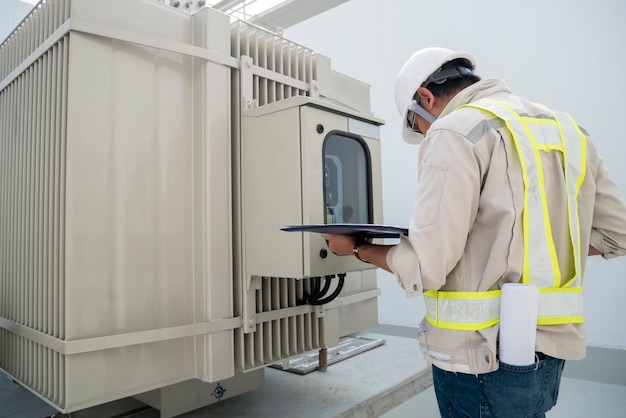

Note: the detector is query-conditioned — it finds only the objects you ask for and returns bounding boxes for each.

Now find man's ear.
[416,87,436,110]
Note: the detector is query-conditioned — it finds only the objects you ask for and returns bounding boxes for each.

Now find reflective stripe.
[465,117,506,144]
[424,288,584,331]
[423,289,501,331]
[466,100,585,288]
[468,100,562,288]
[537,287,584,325]
[554,111,586,288]
[421,99,587,331]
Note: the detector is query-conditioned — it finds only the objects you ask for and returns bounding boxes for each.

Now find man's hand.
[320,233,358,256]
[320,233,394,272]
[589,245,602,256]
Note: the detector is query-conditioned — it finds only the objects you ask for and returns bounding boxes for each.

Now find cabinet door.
[300,106,378,277]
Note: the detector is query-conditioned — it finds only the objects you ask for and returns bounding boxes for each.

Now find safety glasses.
[406,98,437,135]
[406,106,422,134]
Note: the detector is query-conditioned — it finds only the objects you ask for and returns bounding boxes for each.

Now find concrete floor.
[3,372,625,418]
[2,325,625,417]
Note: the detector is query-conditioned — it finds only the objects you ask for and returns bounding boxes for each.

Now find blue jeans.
[432,353,565,418]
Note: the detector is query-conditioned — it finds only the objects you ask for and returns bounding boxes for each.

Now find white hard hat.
[395,47,476,144]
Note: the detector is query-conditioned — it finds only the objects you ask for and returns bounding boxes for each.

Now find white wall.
[2,0,625,349]
[285,0,626,349]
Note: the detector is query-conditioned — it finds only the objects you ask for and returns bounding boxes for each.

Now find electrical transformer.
[0,0,384,416]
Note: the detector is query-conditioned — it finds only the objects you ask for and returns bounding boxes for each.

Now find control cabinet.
[241,97,384,279]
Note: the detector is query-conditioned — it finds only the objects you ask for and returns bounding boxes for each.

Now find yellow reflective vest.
[423,98,586,331]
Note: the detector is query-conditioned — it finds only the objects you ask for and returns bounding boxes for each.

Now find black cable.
[306,277,321,304]
[306,275,332,304]
[307,273,345,305]
[317,275,334,298]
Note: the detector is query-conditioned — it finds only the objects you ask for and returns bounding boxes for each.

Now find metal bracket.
[242,275,261,333]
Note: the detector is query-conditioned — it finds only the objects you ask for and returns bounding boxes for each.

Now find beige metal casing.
[0,0,240,414]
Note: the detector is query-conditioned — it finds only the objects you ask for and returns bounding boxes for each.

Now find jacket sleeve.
[386,234,423,297]
[588,142,626,259]
[386,127,483,293]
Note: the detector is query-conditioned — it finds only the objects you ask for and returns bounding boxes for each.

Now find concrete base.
[131,332,431,417]
[134,370,264,418]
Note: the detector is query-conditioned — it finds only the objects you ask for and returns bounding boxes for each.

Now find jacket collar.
[439,78,512,119]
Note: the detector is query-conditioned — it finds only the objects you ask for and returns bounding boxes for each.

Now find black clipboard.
[281,223,408,239]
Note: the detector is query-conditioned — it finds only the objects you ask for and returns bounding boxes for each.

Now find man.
[322,47,626,417]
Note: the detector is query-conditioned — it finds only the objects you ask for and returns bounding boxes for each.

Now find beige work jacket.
[387,79,626,374]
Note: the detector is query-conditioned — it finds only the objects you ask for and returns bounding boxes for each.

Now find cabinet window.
[323,132,372,224]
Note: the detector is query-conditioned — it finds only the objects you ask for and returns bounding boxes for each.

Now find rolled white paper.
[499,283,539,366]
